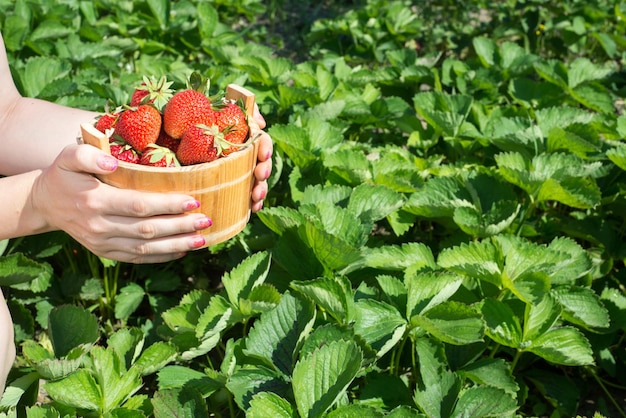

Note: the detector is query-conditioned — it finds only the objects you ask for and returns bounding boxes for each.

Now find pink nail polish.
[265,168,271,180]
[98,155,118,171]
[194,217,213,230]
[265,150,272,160]
[184,200,201,211]
[260,189,267,200]
[190,236,206,249]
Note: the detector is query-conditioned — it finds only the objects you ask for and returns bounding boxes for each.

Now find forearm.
[0,97,97,175]
[0,170,50,240]
[0,289,15,396]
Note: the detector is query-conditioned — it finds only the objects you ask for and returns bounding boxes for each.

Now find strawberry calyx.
[141,143,180,167]
[133,75,174,110]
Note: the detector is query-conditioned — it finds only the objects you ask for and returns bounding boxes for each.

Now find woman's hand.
[250,105,272,212]
[32,144,212,264]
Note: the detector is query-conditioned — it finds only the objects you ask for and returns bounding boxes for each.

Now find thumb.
[55,144,118,175]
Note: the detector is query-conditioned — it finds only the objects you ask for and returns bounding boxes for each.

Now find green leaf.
[161,290,212,334]
[322,148,373,185]
[291,276,354,324]
[414,369,461,418]
[269,124,316,169]
[157,366,225,398]
[114,283,145,320]
[607,144,626,171]
[44,369,102,411]
[48,305,99,358]
[413,92,473,138]
[406,272,463,318]
[567,57,614,88]
[132,342,178,376]
[21,57,71,98]
[292,340,363,418]
[257,207,305,235]
[353,299,407,358]
[437,239,502,286]
[363,243,436,272]
[222,251,271,308]
[244,292,315,375]
[247,392,296,418]
[472,37,497,67]
[413,301,484,345]
[527,327,594,366]
[536,177,601,209]
[552,286,609,329]
[146,0,169,28]
[405,176,473,218]
[300,219,363,273]
[107,327,145,371]
[326,404,385,417]
[460,358,519,397]
[480,299,523,348]
[299,323,375,363]
[535,106,596,134]
[451,386,518,418]
[227,366,290,412]
[0,253,53,287]
[151,387,208,418]
[523,294,561,342]
[0,372,39,409]
[88,346,142,411]
[347,184,405,224]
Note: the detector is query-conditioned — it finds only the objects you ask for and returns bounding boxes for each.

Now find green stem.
[510,350,522,373]
[589,367,626,418]
[515,194,536,236]
[391,336,409,376]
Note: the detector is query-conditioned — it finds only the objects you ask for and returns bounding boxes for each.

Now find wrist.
[25,169,54,235]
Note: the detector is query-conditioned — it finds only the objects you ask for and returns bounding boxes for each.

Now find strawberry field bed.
[1,0,626,417]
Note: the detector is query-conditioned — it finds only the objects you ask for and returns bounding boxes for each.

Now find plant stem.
[589,367,626,418]
[510,350,522,373]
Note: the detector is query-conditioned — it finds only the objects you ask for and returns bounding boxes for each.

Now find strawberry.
[163,89,215,139]
[113,105,162,152]
[176,124,222,165]
[212,100,249,154]
[155,129,180,153]
[109,141,140,164]
[94,105,122,134]
[130,75,174,110]
[139,144,180,167]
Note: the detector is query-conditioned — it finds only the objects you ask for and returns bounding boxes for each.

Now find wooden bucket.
[80,84,261,247]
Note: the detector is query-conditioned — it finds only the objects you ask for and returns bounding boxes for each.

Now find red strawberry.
[130,75,173,110]
[109,141,140,164]
[176,124,222,165]
[95,109,121,133]
[139,144,180,167]
[155,129,180,153]
[113,105,162,152]
[163,89,215,139]
[212,100,249,154]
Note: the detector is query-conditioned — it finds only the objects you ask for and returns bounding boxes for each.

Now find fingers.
[56,143,119,175]
[253,103,266,129]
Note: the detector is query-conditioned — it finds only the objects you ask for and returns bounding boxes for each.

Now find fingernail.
[194,217,213,230]
[265,150,272,160]
[265,168,271,180]
[97,155,118,171]
[190,236,206,249]
[183,200,201,211]
[260,189,267,200]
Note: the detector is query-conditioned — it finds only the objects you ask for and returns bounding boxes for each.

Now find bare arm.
[0,35,99,175]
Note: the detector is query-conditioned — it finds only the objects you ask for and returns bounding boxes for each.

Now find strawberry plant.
[2,0,626,417]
